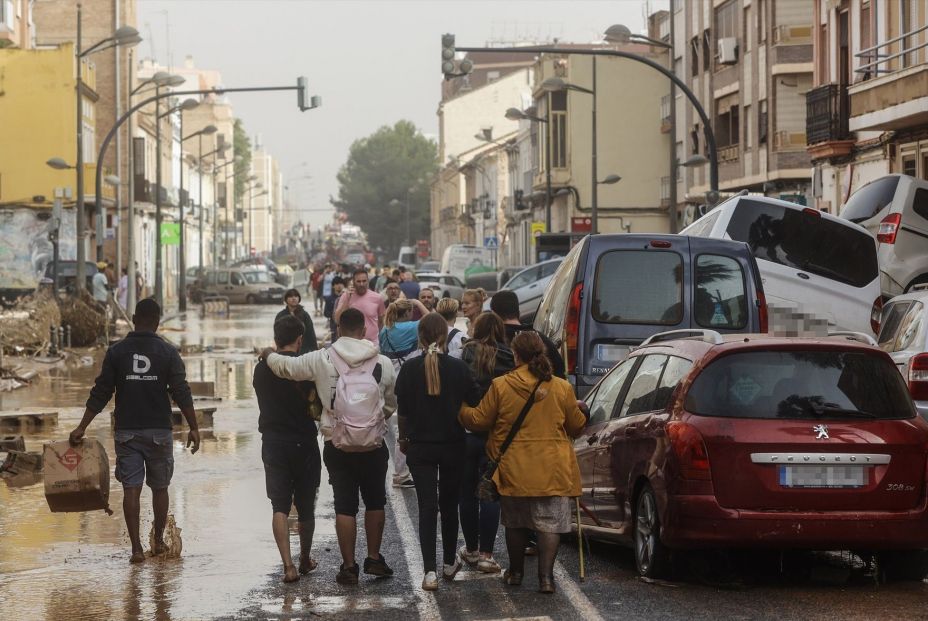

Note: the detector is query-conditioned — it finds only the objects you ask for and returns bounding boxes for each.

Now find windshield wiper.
[810,403,878,419]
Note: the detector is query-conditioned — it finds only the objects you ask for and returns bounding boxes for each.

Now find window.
[758,0,766,42]
[505,267,540,290]
[714,0,738,41]
[892,301,925,352]
[878,301,913,348]
[841,176,900,222]
[903,154,917,177]
[726,199,879,288]
[217,271,229,285]
[690,123,700,155]
[744,104,752,149]
[914,188,928,221]
[758,100,768,144]
[694,254,747,330]
[587,359,634,425]
[683,209,721,237]
[540,260,561,278]
[244,271,271,284]
[592,250,683,325]
[550,91,568,169]
[684,350,915,420]
[619,355,668,417]
[744,5,753,51]
[231,272,244,286]
[690,36,700,76]
[702,30,711,72]
[715,101,740,148]
[652,356,694,411]
[859,1,872,78]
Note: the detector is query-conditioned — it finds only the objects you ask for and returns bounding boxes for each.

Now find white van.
[840,174,928,297]
[440,244,494,281]
[681,195,882,335]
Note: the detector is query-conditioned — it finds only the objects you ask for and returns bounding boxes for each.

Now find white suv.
[878,287,928,421]
[681,194,882,336]
[840,174,928,297]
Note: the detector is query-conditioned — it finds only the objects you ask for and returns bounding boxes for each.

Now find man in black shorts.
[254,315,322,583]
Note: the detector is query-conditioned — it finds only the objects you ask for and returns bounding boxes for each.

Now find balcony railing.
[856,23,928,78]
[805,83,849,145]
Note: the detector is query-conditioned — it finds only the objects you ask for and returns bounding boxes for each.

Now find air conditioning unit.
[718,37,738,64]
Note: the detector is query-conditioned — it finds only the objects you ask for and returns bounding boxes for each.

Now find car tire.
[877,550,928,582]
[245,294,257,305]
[634,484,671,579]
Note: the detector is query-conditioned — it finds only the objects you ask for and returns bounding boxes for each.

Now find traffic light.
[297,76,308,111]
[441,34,455,75]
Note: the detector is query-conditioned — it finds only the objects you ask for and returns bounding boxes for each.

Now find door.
[594,355,668,530]
[216,270,232,300]
[573,357,635,527]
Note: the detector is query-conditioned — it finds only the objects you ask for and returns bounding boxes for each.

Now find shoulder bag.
[477,380,542,502]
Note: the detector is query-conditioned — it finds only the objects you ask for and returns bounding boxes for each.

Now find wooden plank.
[188,381,215,397]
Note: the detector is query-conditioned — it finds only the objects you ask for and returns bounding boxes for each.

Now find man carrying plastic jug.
[69,298,200,564]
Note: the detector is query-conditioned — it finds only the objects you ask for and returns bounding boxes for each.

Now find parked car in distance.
[575,329,928,580]
[44,261,98,294]
[682,194,882,336]
[417,260,441,274]
[483,258,562,322]
[416,272,465,301]
[840,174,928,298]
[199,267,286,304]
[467,266,522,298]
[534,234,768,397]
[440,244,494,281]
[877,285,928,421]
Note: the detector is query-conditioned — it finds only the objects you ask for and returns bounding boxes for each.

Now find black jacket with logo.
[86,331,194,430]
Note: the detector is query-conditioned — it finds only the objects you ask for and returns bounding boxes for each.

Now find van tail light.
[564,282,583,375]
[877,213,902,244]
[870,296,883,335]
[908,354,928,401]
[757,290,769,334]
[667,421,711,481]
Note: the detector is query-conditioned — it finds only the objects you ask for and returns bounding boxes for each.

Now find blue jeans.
[459,433,501,554]
[114,428,174,489]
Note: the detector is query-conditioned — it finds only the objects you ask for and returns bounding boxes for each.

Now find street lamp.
[505,106,552,232]
[46,157,74,171]
[72,3,140,292]
[603,24,671,49]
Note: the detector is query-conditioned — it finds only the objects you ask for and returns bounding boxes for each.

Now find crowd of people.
[259,265,588,594]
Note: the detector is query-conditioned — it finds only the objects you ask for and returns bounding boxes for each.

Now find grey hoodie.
[267,337,397,441]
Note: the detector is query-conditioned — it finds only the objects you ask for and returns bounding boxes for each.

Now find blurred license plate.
[595,344,629,362]
[779,465,866,488]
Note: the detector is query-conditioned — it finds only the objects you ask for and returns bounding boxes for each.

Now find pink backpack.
[328,350,386,452]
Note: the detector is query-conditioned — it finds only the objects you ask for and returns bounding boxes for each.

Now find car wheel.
[245,294,257,305]
[877,550,928,582]
[634,484,671,579]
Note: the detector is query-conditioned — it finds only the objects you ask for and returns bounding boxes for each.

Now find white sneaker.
[443,557,462,581]
[477,556,501,574]
[458,546,479,567]
[422,571,439,591]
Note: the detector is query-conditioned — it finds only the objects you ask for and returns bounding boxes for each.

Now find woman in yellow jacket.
[459,331,587,594]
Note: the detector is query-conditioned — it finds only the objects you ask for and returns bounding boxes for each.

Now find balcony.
[805,83,853,160]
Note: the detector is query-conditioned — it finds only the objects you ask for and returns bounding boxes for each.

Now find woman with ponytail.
[459,331,587,595]
[395,313,481,592]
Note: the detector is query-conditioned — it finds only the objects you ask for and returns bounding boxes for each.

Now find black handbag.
[477,381,542,503]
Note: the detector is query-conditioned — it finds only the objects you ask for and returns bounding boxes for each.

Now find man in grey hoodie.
[265,308,397,586]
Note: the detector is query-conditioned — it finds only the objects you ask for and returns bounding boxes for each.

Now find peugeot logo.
[813,424,829,440]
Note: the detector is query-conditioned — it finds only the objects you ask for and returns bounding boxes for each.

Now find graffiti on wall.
[0,208,76,290]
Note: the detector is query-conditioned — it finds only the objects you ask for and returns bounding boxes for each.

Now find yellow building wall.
[0,43,102,204]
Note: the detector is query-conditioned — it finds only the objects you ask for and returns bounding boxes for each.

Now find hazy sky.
[137,0,662,228]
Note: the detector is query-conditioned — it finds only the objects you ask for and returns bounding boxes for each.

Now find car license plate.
[595,344,629,362]
[778,465,866,488]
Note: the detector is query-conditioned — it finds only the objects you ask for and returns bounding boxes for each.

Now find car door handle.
[587,435,599,445]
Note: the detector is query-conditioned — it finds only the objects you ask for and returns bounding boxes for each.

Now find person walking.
[276,288,319,355]
[334,269,385,344]
[399,269,420,302]
[460,288,486,337]
[490,290,565,379]
[458,313,514,574]
[321,264,335,312]
[117,267,129,310]
[383,281,402,310]
[459,331,586,594]
[254,315,321,583]
[436,298,467,358]
[379,298,430,489]
[92,261,109,308]
[265,308,397,586]
[323,276,345,342]
[69,298,200,564]
[311,267,324,316]
[395,314,481,591]
[413,287,436,320]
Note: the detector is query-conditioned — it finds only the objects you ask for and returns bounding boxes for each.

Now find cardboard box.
[43,439,111,514]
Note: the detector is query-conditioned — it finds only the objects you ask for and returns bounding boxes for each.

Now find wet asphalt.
[1,305,927,620]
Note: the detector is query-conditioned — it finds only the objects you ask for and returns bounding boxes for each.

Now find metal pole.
[154,86,163,307]
[591,56,598,235]
[198,132,205,272]
[75,4,86,293]
[212,169,219,267]
[178,115,186,312]
[113,0,121,276]
[545,93,552,232]
[52,196,61,295]
[405,188,411,246]
[668,10,679,233]
[127,48,136,312]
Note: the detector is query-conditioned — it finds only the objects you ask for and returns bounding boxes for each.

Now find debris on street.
[0,289,60,354]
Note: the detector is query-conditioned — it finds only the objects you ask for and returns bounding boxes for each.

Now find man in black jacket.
[490,290,565,379]
[70,298,199,564]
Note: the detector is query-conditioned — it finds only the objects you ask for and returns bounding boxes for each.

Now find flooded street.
[2,306,928,620]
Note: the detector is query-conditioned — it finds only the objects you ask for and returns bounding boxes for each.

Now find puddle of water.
[0,306,335,619]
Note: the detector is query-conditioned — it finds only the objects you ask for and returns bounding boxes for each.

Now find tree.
[233,118,252,206]
[331,120,437,258]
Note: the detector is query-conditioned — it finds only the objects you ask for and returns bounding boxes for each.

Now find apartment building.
[661,0,814,226]
[0,0,35,49]
[806,0,928,212]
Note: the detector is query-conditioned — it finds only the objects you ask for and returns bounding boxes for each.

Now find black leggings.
[406,441,465,573]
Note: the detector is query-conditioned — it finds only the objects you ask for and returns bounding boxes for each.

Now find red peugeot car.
[575,329,928,579]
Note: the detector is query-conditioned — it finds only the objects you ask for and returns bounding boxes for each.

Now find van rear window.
[840,176,900,223]
[592,251,682,325]
[726,200,878,288]
[684,350,915,420]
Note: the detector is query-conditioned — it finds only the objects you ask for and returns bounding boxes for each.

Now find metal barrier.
[201,296,230,318]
